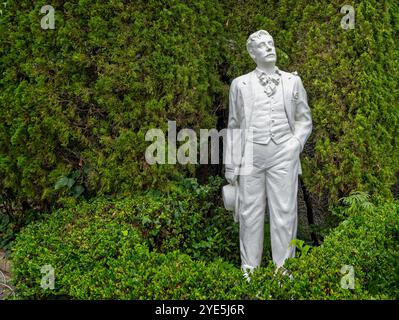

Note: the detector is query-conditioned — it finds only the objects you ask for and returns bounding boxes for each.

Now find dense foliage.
[252,195,399,299]
[0,0,224,212]
[1,0,398,301]
[11,191,399,299]
[1,0,398,213]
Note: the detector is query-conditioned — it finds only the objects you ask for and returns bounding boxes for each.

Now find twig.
[0,270,6,284]
[0,270,15,298]
[0,282,16,297]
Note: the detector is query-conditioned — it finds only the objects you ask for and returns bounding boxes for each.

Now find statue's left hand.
[225,171,238,185]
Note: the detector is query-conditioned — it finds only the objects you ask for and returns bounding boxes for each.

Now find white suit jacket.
[225,68,312,176]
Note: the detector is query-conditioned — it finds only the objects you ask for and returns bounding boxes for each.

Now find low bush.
[11,191,399,299]
[251,196,399,299]
[111,177,240,264]
[11,207,247,299]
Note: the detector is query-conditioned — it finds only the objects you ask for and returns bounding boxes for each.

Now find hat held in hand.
[222,183,239,223]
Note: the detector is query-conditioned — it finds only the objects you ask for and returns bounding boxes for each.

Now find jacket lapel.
[280,71,294,131]
[241,71,256,130]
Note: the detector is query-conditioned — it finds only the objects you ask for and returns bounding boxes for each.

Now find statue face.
[250,36,277,65]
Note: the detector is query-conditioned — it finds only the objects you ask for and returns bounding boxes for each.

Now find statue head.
[246,30,277,67]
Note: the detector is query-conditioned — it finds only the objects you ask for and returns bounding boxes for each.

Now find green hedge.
[11,178,248,299]
[11,211,246,299]
[251,195,399,299]
[2,1,399,298]
[11,191,399,299]
[1,0,398,213]
[0,0,225,210]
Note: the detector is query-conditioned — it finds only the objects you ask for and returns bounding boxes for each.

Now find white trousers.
[238,136,300,271]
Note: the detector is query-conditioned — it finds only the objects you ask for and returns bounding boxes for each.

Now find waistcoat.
[247,70,293,145]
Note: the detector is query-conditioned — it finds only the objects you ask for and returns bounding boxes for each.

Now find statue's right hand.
[225,171,238,185]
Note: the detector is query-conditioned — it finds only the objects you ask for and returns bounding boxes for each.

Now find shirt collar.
[255,66,281,77]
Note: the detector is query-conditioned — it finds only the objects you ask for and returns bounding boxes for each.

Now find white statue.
[224,30,312,278]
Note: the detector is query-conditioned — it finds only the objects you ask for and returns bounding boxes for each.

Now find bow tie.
[257,72,280,96]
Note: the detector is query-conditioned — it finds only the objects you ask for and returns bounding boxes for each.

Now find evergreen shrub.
[11,193,399,299]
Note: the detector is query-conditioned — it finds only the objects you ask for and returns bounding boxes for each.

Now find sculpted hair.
[246,30,273,56]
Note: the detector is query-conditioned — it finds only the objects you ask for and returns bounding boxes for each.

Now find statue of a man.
[225,30,312,277]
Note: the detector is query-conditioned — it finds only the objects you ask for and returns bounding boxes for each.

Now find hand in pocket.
[289,136,301,154]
